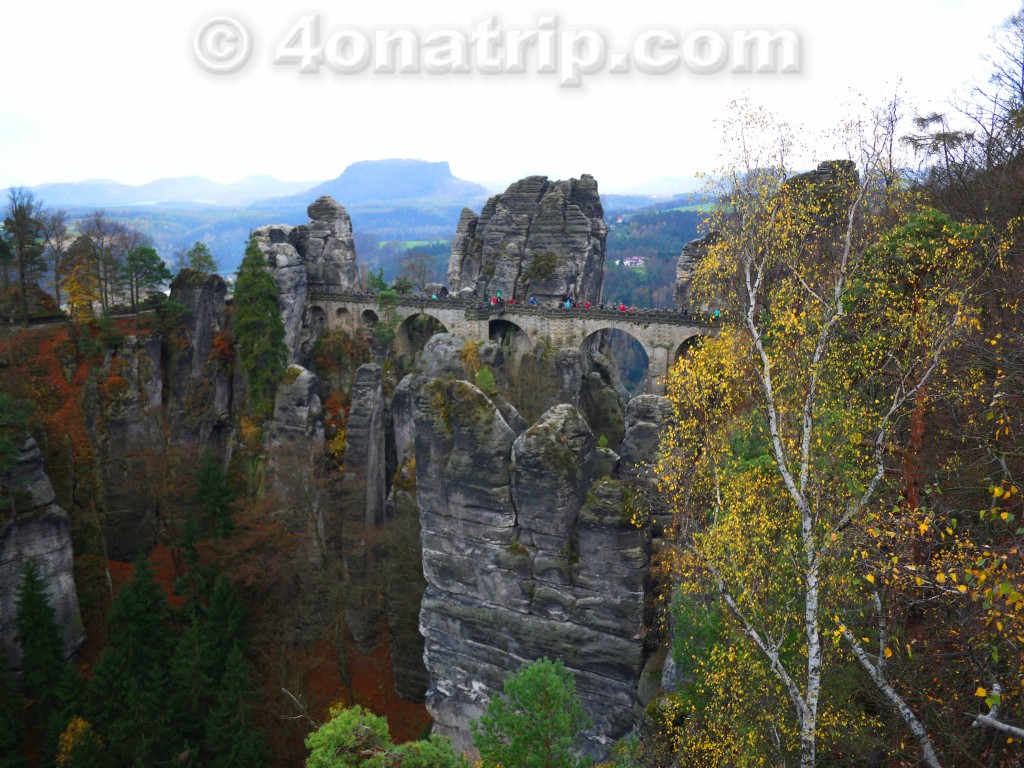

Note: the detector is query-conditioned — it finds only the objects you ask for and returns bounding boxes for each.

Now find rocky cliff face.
[414,379,651,757]
[1,436,84,668]
[269,365,325,451]
[342,364,387,528]
[448,175,607,304]
[618,395,674,477]
[673,232,716,314]
[254,196,362,365]
[166,270,233,449]
[91,334,168,558]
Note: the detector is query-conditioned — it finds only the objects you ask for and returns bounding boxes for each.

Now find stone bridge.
[306,289,717,394]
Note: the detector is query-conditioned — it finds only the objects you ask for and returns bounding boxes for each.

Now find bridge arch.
[580,328,651,395]
[673,334,703,366]
[307,305,327,340]
[334,306,355,332]
[396,312,449,358]
[489,318,532,357]
[360,309,379,328]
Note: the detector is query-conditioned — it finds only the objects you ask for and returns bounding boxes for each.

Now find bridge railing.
[305,287,719,329]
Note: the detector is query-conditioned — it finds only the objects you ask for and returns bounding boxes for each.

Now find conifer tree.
[0,664,26,768]
[14,560,64,709]
[195,449,235,538]
[167,618,211,754]
[232,235,286,419]
[201,576,247,684]
[206,643,266,768]
[182,241,217,274]
[87,556,175,766]
[44,663,85,768]
[471,658,592,768]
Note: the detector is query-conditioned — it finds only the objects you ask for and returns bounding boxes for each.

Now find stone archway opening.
[397,312,449,358]
[334,306,354,332]
[672,335,704,369]
[489,319,532,358]
[308,305,327,340]
[581,328,650,396]
[360,309,379,329]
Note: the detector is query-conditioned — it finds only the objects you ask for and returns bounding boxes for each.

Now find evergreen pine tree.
[167,618,211,754]
[232,236,286,419]
[44,663,85,768]
[205,643,266,768]
[471,658,592,768]
[87,556,176,766]
[173,528,211,620]
[13,560,64,708]
[0,664,26,768]
[201,576,246,685]
[194,449,235,538]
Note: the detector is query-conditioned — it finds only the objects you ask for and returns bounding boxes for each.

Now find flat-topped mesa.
[252,195,363,363]
[448,175,607,305]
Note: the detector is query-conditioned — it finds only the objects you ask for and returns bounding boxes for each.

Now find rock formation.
[253,195,362,364]
[618,395,674,476]
[255,225,308,364]
[448,175,607,304]
[1,436,84,668]
[673,232,716,314]
[268,365,325,449]
[166,270,233,448]
[675,161,858,314]
[415,380,651,757]
[93,334,168,558]
[342,364,387,527]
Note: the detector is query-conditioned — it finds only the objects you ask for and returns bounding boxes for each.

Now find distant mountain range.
[2,159,490,211]
[8,175,318,208]
[3,160,700,275]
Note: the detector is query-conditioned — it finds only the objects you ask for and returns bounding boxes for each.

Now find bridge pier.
[645,346,670,396]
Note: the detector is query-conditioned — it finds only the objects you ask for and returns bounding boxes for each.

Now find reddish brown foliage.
[210,329,235,366]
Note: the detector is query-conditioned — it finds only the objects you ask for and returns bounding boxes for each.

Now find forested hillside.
[604,206,704,307]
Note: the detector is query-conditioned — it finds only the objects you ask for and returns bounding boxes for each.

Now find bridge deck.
[306,289,718,395]
[306,290,718,330]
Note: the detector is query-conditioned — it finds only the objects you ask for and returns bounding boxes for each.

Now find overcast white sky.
[0,0,1020,193]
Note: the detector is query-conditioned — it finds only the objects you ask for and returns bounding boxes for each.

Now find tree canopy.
[471,658,592,768]
[232,235,286,418]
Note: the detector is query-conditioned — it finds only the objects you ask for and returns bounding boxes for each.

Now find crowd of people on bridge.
[473,290,646,312]
[427,288,721,321]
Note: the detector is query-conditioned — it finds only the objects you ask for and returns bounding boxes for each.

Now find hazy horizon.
[2,0,1021,194]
